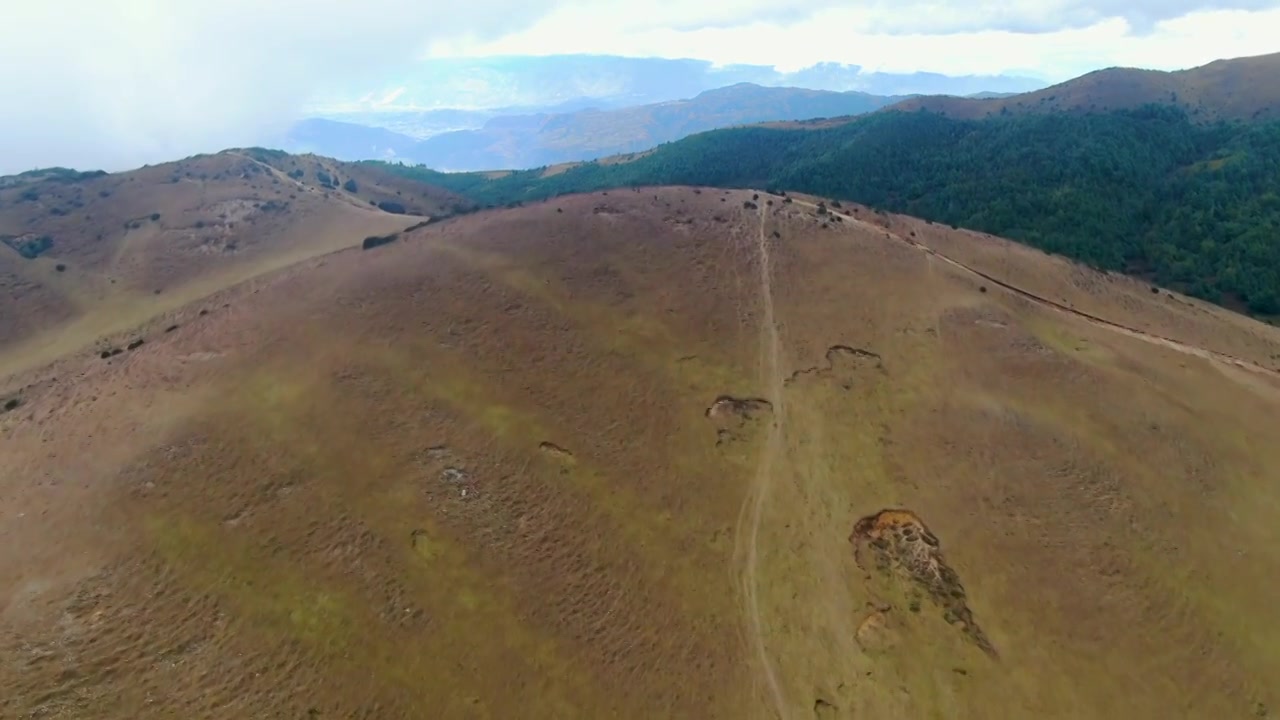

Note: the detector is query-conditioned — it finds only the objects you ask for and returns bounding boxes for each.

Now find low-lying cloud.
[0,0,554,173]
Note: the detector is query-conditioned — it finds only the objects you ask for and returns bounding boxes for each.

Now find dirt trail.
[796,200,1280,382]
[733,202,789,719]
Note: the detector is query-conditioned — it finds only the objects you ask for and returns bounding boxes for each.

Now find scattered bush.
[127,339,145,351]
[743,200,757,210]
[287,168,304,179]
[343,179,358,193]
[2,397,19,412]
[3,235,54,259]
[55,263,66,272]
[362,234,398,250]
[150,212,161,221]
[377,201,407,214]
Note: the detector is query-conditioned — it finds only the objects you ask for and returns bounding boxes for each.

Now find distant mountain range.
[311,54,1047,118]
[287,54,1047,171]
[287,83,916,171]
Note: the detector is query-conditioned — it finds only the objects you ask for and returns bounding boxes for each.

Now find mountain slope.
[0,151,460,375]
[388,105,1280,316]
[3,189,1279,718]
[890,52,1280,123]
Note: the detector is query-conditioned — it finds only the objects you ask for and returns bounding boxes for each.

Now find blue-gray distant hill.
[325,54,1044,112]
[289,84,911,170]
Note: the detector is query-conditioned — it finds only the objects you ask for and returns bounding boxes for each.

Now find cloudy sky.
[1,0,1277,173]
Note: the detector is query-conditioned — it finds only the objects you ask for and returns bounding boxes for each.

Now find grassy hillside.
[4,189,1279,718]
[377,106,1280,317]
[0,151,458,375]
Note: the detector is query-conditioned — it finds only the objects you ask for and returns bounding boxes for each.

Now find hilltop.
[0,150,462,375]
[889,52,1280,123]
[3,187,1279,718]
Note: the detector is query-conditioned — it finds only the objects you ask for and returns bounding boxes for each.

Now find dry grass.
[2,187,1279,719]
[539,163,582,178]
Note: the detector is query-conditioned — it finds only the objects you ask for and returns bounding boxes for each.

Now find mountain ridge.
[887,51,1280,123]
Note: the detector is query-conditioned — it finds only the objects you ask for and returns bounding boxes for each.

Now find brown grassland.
[3,183,1280,718]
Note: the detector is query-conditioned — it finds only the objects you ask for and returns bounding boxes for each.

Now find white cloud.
[0,0,554,174]
[442,5,1280,80]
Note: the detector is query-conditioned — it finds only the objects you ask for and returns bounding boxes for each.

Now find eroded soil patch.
[705,395,773,446]
[786,345,883,388]
[851,509,995,656]
[538,441,576,463]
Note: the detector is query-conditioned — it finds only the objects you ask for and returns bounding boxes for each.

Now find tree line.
[368,105,1280,316]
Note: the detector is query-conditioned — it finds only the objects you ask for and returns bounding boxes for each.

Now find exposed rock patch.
[851,509,995,657]
[786,345,883,388]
